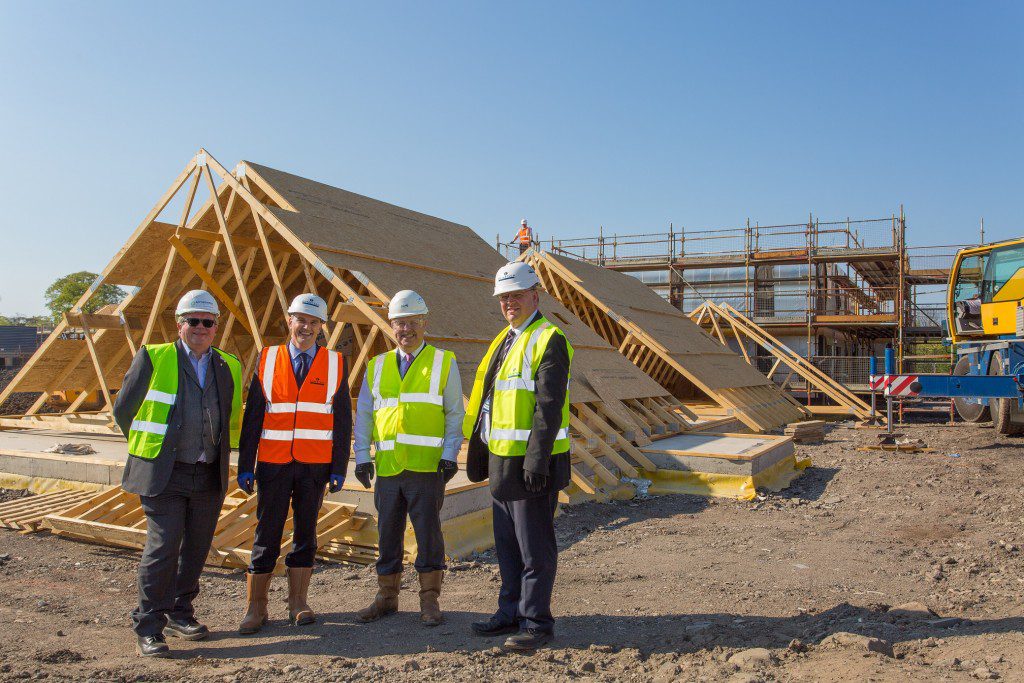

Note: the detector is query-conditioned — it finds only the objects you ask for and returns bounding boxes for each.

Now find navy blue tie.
[296,353,311,386]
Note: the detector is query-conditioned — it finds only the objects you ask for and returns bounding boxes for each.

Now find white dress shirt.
[353,342,465,465]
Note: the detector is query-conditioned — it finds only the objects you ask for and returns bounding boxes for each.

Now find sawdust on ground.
[0,421,1022,682]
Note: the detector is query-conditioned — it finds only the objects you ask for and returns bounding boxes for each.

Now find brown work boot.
[238,572,272,634]
[356,572,402,623]
[287,567,316,626]
[418,570,444,627]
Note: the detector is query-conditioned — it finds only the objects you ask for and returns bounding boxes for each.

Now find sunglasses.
[185,318,217,328]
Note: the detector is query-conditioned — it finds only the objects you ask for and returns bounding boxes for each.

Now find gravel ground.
[0,421,1022,682]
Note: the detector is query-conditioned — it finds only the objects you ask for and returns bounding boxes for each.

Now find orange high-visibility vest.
[256,345,343,464]
[517,226,532,244]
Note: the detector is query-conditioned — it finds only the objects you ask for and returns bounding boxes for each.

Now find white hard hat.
[175,289,220,317]
[288,293,328,322]
[388,290,429,319]
[521,218,528,225]
[493,262,540,296]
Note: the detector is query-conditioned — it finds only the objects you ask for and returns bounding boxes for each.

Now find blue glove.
[329,474,344,493]
[237,472,255,494]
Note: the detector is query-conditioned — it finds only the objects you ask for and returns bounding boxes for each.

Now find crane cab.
[948,238,1024,341]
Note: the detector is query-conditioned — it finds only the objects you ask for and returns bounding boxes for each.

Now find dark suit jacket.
[466,313,572,501]
[114,340,236,498]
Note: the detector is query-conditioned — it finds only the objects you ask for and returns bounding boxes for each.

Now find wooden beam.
[203,164,261,348]
[167,235,252,334]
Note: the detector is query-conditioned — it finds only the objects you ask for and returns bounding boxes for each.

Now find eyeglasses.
[185,318,217,328]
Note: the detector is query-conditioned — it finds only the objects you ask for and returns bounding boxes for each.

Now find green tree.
[0,314,50,327]
[44,271,126,325]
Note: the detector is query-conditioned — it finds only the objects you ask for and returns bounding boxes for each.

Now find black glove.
[438,459,459,484]
[355,462,375,489]
[523,470,547,493]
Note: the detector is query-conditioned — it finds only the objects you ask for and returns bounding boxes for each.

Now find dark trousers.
[374,470,446,576]
[133,462,223,637]
[493,491,559,632]
[249,461,329,574]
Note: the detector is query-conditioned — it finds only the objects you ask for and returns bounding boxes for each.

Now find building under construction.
[511,213,974,397]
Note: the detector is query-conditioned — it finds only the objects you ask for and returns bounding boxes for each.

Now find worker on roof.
[235,293,352,634]
[113,289,243,658]
[464,262,574,650]
[511,219,533,255]
[353,290,464,627]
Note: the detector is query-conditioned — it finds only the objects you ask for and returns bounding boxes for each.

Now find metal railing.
[549,216,901,265]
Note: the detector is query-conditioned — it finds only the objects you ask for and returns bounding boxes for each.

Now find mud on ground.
[0,421,1022,682]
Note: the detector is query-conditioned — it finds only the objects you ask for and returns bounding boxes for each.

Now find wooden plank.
[568,414,639,478]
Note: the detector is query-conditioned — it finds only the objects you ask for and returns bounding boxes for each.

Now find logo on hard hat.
[303,297,317,305]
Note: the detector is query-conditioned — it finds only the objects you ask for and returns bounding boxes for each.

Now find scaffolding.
[502,212,974,397]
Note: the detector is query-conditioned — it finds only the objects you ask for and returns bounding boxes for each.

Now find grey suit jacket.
[113,340,236,498]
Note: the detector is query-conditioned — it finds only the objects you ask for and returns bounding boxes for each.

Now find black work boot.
[471,614,519,636]
[164,617,210,641]
[504,628,553,650]
[137,634,171,658]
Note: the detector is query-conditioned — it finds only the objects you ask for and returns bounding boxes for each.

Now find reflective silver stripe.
[428,346,445,396]
[371,354,385,405]
[262,346,279,402]
[131,419,168,436]
[489,428,532,442]
[521,322,551,383]
[396,433,444,448]
[325,350,339,402]
[494,378,535,392]
[296,401,332,414]
[555,427,569,441]
[374,398,399,410]
[266,403,296,414]
[374,440,395,451]
[399,392,443,405]
[144,389,176,405]
[294,428,333,440]
[261,429,294,440]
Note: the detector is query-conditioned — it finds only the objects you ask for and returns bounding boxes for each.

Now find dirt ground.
[1,420,1022,682]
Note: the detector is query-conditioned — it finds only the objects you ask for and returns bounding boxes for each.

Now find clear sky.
[0,1,1020,315]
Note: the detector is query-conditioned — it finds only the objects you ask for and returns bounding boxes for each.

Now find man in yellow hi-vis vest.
[113,290,242,658]
[353,290,464,626]
[464,262,573,651]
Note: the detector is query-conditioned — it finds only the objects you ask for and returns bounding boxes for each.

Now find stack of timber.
[0,489,95,532]
[688,301,880,424]
[784,420,826,444]
[526,251,808,432]
[43,486,378,569]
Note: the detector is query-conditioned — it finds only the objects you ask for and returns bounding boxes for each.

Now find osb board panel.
[103,222,178,288]
[252,163,503,281]
[545,253,774,391]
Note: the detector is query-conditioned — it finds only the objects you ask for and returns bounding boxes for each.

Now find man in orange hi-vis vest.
[511,219,533,255]
[235,293,352,634]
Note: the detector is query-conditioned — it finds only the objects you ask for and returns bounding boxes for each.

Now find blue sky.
[0,1,1020,315]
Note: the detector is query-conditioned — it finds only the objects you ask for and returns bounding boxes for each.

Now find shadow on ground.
[191,602,1023,660]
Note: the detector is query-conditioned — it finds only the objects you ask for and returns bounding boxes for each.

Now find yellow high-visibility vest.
[127,343,242,460]
[464,317,573,456]
[367,345,455,476]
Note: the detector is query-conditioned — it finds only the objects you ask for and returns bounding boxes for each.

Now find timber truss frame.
[688,301,878,423]
[0,149,691,497]
[525,251,808,432]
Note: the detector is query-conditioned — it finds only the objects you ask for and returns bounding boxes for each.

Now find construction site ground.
[1,420,1022,682]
